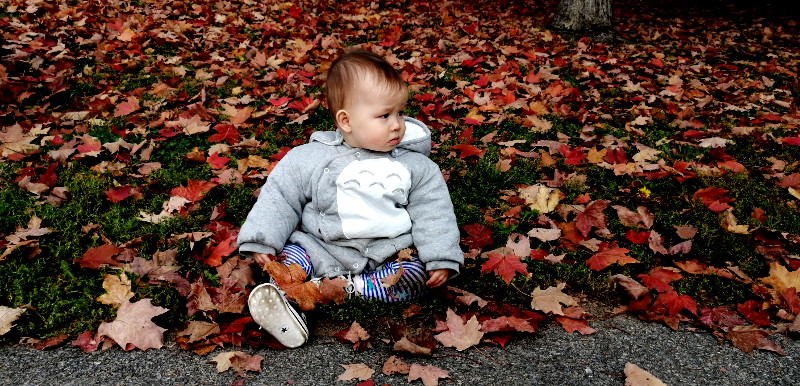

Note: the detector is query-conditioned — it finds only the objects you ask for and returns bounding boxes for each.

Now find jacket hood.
[309,117,432,157]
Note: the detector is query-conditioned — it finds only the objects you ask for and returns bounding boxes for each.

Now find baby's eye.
[380,113,390,119]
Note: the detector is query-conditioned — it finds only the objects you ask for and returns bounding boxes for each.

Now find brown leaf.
[96,273,134,306]
[434,309,484,351]
[519,184,561,213]
[408,364,450,386]
[449,287,488,308]
[624,363,667,386]
[337,363,374,382]
[393,336,432,356]
[381,355,411,375]
[610,274,649,300]
[726,326,786,355]
[97,299,168,351]
[0,306,25,336]
[761,262,800,293]
[530,283,578,315]
[265,261,323,311]
[210,351,264,376]
[177,321,220,343]
[75,244,124,269]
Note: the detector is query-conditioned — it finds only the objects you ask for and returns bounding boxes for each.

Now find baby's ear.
[335,109,351,132]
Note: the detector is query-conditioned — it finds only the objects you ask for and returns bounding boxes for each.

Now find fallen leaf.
[97,299,168,351]
[381,355,411,375]
[726,326,786,355]
[519,184,561,213]
[586,247,638,271]
[480,253,528,284]
[210,351,264,376]
[408,364,450,386]
[0,306,25,336]
[434,309,484,351]
[530,283,578,315]
[624,362,667,386]
[96,273,134,306]
[761,262,800,292]
[337,363,374,382]
[610,274,649,300]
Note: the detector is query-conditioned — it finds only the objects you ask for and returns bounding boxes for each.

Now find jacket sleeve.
[236,148,309,256]
[405,158,464,273]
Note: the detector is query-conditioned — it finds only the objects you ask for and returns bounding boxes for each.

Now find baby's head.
[325,49,409,152]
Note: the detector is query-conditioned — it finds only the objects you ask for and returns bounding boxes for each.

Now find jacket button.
[323,168,329,173]
[355,152,361,157]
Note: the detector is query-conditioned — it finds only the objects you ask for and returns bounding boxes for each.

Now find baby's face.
[341,75,408,152]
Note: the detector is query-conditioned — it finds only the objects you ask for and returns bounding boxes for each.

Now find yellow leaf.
[519,184,561,213]
[789,187,800,200]
[586,147,607,164]
[761,262,800,292]
[96,273,134,306]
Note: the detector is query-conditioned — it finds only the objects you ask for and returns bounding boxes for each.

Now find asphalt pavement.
[1,309,797,385]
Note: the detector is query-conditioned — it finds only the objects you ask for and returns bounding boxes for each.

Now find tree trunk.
[550,0,618,41]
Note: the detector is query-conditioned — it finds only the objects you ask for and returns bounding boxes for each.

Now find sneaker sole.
[248,283,308,348]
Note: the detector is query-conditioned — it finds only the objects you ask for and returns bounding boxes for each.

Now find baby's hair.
[325,49,407,118]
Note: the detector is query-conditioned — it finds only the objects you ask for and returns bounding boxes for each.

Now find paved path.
[1,312,797,385]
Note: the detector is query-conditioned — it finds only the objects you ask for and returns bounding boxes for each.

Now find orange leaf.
[586,247,638,271]
[480,253,528,284]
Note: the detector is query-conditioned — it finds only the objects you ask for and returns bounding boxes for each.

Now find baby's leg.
[356,257,428,302]
[278,243,313,279]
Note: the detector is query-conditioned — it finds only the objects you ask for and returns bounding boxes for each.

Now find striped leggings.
[276,244,429,303]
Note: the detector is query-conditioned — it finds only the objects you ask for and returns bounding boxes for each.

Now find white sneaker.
[248,283,308,348]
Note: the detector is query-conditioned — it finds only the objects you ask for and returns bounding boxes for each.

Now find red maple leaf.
[638,267,683,293]
[74,244,124,269]
[208,124,240,144]
[480,253,528,284]
[625,229,651,244]
[574,199,609,237]
[106,186,142,203]
[736,300,771,326]
[699,307,745,329]
[585,247,638,271]
[207,152,230,170]
[692,187,735,213]
[171,179,218,203]
[460,223,493,250]
[451,144,483,159]
[657,290,697,316]
[560,145,586,165]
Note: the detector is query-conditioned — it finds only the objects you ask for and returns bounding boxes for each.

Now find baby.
[237,49,463,347]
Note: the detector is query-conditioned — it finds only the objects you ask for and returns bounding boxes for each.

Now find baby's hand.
[253,253,276,266]
[426,269,450,288]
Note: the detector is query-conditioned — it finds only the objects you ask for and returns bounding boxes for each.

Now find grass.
[2,0,799,344]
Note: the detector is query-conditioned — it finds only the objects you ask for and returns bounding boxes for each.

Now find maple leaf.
[0,124,39,157]
[334,321,372,352]
[725,326,786,355]
[0,306,25,336]
[481,315,537,333]
[656,290,697,316]
[480,253,528,284]
[210,351,263,376]
[760,262,800,293]
[519,184,561,213]
[624,363,667,386]
[381,355,411,375]
[74,244,124,269]
[171,179,218,203]
[72,331,104,353]
[97,299,168,351]
[114,96,140,117]
[530,283,578,315]
[106,185,142,203]
[96,273,134,306]
[449,287,488,308]
[408,364,450,386]
[460,223,493,250]
[699,307,745,330]
[610,274,649,300]
[177,321,220,343]
[527,227,561,242]
[575,199,609,237]
[692,187,735,213]
[393,336,432,356]
[337,363,374,382]
[737,300,771,326]
[586,247,638,271]
[638,267,682,293]
[613,205,654,229]
[264,261,323,311]
[434,309,484,351]
[556,315,596,335]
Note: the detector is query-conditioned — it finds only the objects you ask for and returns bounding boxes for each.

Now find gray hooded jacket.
[237,117,463,278]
